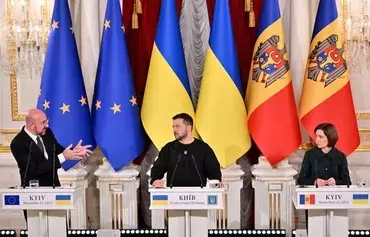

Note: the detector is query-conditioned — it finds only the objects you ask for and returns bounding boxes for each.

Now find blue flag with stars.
[91,0,145,171]
[37,0,96,170]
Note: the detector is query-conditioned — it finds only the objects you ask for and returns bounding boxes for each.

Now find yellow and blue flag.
[55,194,71,206]
[151,195,168,206]
[141,0,197,150]
[353,194,368,205]
[195,0,251,168]
[91,0,145,171]
[37,0,95,170]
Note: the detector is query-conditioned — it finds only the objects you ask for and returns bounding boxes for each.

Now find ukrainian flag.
[141,0,197,150]
[353,194,368,205]
[196,0,251,168]
[151,195,168,206]
[246,0,301,165]
[299,0,359,155]
[55,195,71,206]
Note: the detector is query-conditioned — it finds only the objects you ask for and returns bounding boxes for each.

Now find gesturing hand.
[73,140,93,160]
[63,140,93,161]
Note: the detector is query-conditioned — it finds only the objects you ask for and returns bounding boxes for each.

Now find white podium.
[149,187,224,237]
[0,186,82,237]
[293,185,370,237]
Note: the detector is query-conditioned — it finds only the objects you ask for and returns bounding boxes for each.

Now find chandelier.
[0,0,50,77]
[342,0,370,73]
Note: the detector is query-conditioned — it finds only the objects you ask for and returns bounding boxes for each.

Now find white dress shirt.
[24,127,65,164]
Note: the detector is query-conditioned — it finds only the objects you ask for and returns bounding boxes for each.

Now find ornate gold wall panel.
[0,129,18,153]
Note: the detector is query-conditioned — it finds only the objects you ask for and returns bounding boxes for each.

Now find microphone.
[23,141,33,189]
[52,143,56,189]
[169,153,182,189]
[315,149,319,188]
[189,151,204,188]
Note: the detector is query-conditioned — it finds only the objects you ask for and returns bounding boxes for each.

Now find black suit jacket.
[297,147,351,186]
[10,127,65,187]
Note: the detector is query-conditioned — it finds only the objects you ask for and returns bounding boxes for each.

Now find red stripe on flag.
[301,83,359,156]
[310,194,315,204]
[248,82,301,165]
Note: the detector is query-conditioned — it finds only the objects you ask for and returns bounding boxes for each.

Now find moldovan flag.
[196,0,251,168]
[299,0,359,155]
[246,0,301,165]
[141,0,197,150]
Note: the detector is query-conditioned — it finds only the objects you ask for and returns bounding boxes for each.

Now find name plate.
[149,188,223,210]
[294,186,370,209]
[1,193,73,210]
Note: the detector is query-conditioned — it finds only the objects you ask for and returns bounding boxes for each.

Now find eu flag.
[37,0,96,170]
[4,195,20,205]
[91,0,145,171]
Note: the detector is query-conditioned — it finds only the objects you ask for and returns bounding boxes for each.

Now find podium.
[149,187,224,237]
[0,186,82,237]
[293,185,370,237]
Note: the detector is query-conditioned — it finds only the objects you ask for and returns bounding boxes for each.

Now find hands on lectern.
[315,177,336,187]
[152,180,165,188]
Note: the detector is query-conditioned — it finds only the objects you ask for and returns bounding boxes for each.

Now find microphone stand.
[52,143,56,189]
[169,154,182,189]
[190,154,203,188]
[23,142,33,189]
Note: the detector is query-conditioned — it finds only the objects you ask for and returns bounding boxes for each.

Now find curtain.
[122,0,263,228]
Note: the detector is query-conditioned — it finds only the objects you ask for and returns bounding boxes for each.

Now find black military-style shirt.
[297,147,351,185]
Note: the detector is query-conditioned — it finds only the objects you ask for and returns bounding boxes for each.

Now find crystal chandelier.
[0,0,50,77]
[342,0,370,73]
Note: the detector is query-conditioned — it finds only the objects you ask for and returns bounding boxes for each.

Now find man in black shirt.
[150,113,222,187]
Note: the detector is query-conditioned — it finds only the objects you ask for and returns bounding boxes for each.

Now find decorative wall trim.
[0,129,18,153]
[0,129,19,134]
[0,146,11,153]
[357,113,370,120]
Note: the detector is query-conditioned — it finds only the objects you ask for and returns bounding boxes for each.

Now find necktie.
[36,136,45,156]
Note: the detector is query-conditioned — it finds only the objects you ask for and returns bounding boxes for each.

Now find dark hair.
[314,123,338,147]
[172,113,193,127]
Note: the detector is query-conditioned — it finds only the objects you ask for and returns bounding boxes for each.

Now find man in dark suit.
[10,109,93,188]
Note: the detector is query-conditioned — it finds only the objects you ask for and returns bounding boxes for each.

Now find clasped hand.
[62,140,93,160]
[315,178,336,187]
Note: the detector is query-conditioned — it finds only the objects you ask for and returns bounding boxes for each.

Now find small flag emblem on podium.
[56,195,71,205]
[152,195,168,206]
[299,194,315,204]
[207,195,218,205]
[353,194,368,205]
[4,195,20,205]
